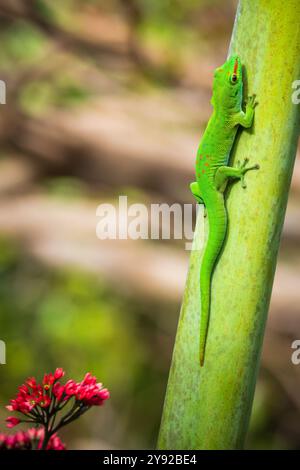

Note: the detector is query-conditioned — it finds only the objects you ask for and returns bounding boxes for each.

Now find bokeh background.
[0,0,299,450]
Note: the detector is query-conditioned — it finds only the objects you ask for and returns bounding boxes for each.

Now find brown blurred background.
[0,0,299,449]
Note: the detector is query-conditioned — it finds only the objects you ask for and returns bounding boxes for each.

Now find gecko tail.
[200,349,205,367]
[199,195,227,367]
[199,269,211,367]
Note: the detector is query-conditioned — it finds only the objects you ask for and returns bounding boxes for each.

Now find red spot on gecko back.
[202,170,205,174]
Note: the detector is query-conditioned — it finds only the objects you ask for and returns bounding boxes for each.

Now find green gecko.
[190,54,259,366]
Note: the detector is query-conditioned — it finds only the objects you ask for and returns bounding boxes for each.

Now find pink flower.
[53,382,65,401]
[48,434,65,451]
[54,368,65,380]
[4,369,109,450]
[26,377,37,389]
[0,428,65,450]
[18,384,29,396]
[14,431,30,449]
[6,417,20,428]
[5,435,15,449]
[64,380,78,396]
[7,396,35,414]
[43,373,55,390]
[38,395,51,408]
[82,373,97,386]
[75,379,110,406]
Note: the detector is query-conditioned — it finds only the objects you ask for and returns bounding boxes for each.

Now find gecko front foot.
[237,158,260,188]
[246,94,258,110]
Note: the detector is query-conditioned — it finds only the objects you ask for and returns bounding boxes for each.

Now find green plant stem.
[158,0,300,450]
[40,424,51,450]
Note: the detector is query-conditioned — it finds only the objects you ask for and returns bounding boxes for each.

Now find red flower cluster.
[6,369,109,426]
[63,373,110,406]
[0,428,65,450]
[5,368,109,450]
[6,368,65,415]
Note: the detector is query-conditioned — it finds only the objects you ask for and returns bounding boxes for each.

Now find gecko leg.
[215,158,259,190]
[190,182,207,217]
[232,95,258,128]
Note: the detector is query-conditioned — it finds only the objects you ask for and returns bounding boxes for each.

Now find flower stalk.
[5,368,110,450]
[158,0,300,450]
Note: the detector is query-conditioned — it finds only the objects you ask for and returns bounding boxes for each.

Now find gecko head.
[212,55,243,108]
[226,55,242,86]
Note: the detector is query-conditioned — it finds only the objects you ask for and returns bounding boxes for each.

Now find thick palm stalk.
[158,0,300,449]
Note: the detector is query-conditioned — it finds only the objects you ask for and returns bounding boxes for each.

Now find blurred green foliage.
[0,236,176,447]
[0,22,45,69]
[20,76,89,115]
[0,0,295,451]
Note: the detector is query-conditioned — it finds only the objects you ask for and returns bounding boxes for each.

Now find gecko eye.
[231,74,238,84]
